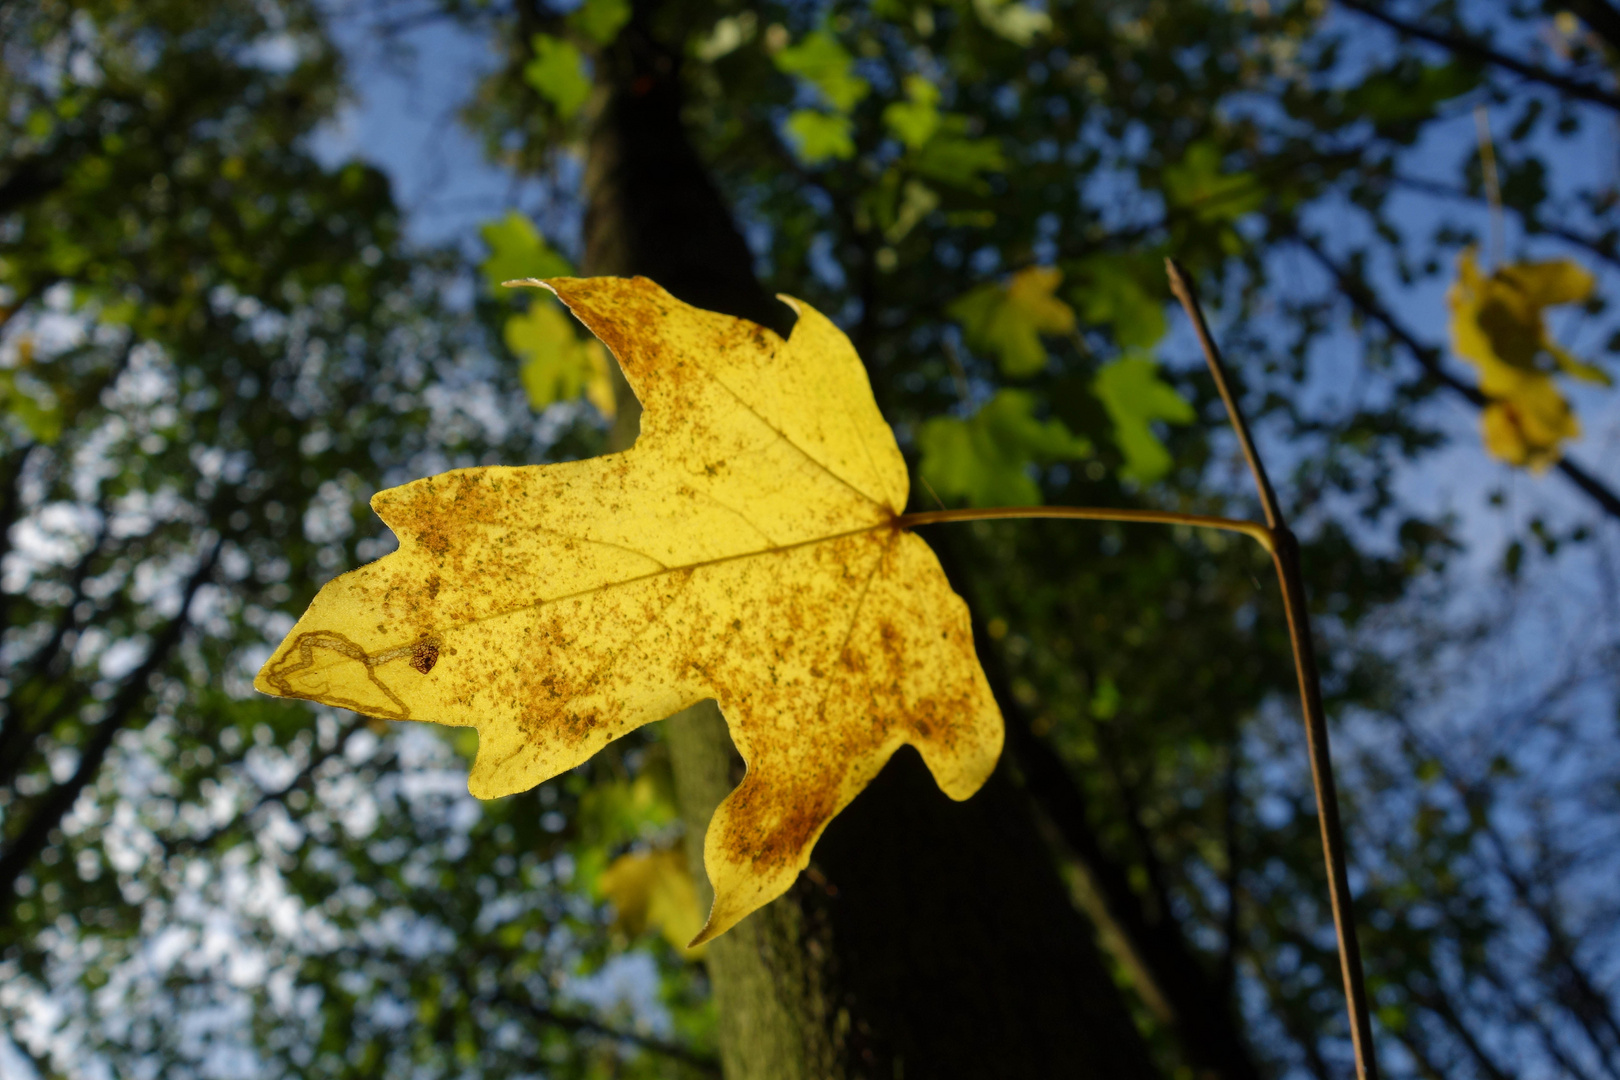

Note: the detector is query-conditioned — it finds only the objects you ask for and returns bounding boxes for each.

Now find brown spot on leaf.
[410,639,440,674]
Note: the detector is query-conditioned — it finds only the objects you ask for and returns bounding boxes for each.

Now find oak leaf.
[255,276,1002,945]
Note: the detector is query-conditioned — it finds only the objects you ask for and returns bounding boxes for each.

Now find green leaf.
[912,122,1006,192]
[576,774,677,852]
[948,267,1075,377]
[774,31,869,113]
[1093,354,1195,484]
[918,389,1091,507]
[883,75,941,150]
[0,368,62,444]
[1163,141,1265,224]
[1344,60,1479,124]
[524,34,591,120]
[478,211,573,295]
[887,179,939,242]
[785,110,855,164]
[504,300,615,415]
[567,0,630,45]
[1072,255,1168,350]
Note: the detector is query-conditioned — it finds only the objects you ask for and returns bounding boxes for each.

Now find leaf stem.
[896,505,1275,553]
[1167,259,1381,1080]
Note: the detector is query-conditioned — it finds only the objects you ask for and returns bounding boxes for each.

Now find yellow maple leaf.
[255,276,1002,945]
[599,848,707,959]
[1447,247,1608,470]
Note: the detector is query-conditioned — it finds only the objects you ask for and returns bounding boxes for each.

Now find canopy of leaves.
[9,0,1620,1076]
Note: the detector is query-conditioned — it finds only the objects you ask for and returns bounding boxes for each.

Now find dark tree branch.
[0,520,112,794]
[1410,986,1519,1080]
[1383,172,1620,275]
[503,987,720,1073]
[1098,723,1177,926]
[0,540,219,917]
[1337,0,1620,114]
[1569,0,1620,56]
[1219,744,1242,996]
[1298,235,1620,522]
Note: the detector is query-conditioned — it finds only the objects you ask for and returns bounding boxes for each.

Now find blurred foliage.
[3,0,1619,1077]
[1448,246,1607,468]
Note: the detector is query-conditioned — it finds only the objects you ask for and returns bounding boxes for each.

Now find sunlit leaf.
[785,109,855,164]
[1448,247,1607,470]
[774,31,869,113]
[479,211,573,294]
[883,75,941,150]
[567,0,630,46]
[917,389,1091,507]
[1093,354,1195,484]
[524,34,591,120]
[599,849,707,959]
[502,299,616,418]
[949,266,1076,377]
[256,277,1003,945]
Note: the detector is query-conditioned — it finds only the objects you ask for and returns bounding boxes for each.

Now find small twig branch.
[896,505,1275,551]
[1165,259,1380,1080]
[509,995,721,1073]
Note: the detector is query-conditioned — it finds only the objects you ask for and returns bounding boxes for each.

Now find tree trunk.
[579,9,1163,1077]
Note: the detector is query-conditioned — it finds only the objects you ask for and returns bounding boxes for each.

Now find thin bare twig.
[895,505,1275,551]
[1165,258,1380,1080]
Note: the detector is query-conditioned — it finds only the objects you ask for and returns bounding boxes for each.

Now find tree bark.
[577,6,1163,1078]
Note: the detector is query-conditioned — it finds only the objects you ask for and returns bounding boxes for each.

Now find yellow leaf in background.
[600,848,707,959]
[255,276,1002,946]
[949,266,1076,377]
[1480,397,1576,471]
[1447,247,1608,470]
[503,300,616,418]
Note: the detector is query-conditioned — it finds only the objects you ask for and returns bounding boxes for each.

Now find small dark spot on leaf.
[410,640,440,674]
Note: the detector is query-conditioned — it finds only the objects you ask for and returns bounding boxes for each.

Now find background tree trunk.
[578,7,1164,1077]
